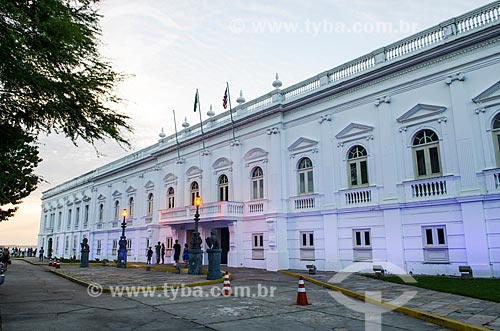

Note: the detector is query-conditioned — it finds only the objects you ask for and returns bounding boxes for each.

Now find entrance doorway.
[220,227,229,264]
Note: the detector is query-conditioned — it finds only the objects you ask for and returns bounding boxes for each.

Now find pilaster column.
[265,217,289,271]
[267,126,283,213]
[376,96,398,200]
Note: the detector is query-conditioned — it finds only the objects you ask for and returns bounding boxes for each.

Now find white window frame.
[128,197,134,218]
[147,193,154,215]
[57,211,62,230]
[353,229,372,262]
[190,181,200,206]
[83,205,89,228]
[127,239,132,256]
[412,129,442,179]
[114,200,120,220]
[165,237,173,257]
[167,187,175,209]
[300,231,315,260]
[96,240,102,255]
[112,239,118,256]
[298,157,314,195]
[67,209,72,229]
[252,233,264,260]
[422,225,449,263]
[347,145,369,188]
[75,207,80,229]
[251,167,264,200]
[218,174,229,202]
[492,113,500,167]
[99,204,104,222]
[65,236,70,253]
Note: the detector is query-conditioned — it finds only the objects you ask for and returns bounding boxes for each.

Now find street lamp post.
[188,196,203,274]
[117,209,128,268]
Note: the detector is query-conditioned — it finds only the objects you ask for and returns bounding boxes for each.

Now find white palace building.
[38,3,500,277]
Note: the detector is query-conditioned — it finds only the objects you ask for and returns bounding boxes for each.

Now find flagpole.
[226,82,236,141]
[172,109,181,160]
[195,89,206,151]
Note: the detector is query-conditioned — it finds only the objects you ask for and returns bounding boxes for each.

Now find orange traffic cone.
[55,259,60,269]
[295,276,310,306]
[48,259,53,267]
[221,273,232,296]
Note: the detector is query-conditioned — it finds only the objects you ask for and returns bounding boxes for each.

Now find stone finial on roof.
[159,127,166,138]
[236,89,246,105]
[207,104,215,117]
[272,73,282,89]
[182,116,190,128]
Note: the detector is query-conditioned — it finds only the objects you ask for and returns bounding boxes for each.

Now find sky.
[1,0,494,246]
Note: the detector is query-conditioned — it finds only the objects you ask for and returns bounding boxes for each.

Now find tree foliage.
[0,0,131,221]
[0,123,41,221]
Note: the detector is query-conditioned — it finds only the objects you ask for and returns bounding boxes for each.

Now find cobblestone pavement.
[290,270,500,330]
[1,260,450,331]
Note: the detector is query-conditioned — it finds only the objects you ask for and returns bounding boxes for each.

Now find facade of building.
[38,3,500,277]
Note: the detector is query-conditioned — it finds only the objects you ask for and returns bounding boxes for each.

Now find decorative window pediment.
[125,185,137,194]
[65,199,73,206]
[163,173,177,184]
[288,137,318,152]
[472,80,500,104]
[186,166,202,178]
[396,104,447,123]
[82,194,91,202]
[212,157,233,170]
[111,190,122,198]
[144,180,155,190]
[335,123,374,139]
[97,194,106,201]
[244,148,268,161]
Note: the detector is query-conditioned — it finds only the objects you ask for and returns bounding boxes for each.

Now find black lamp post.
[188,197,203,274]
[117,208,128,268]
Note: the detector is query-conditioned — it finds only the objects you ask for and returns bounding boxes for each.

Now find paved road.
[0,261,448,331]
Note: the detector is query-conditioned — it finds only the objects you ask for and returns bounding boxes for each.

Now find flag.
[194,89,199,112]
[223,86,228,109]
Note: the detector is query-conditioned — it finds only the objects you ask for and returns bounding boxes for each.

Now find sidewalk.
[286,270,500,330]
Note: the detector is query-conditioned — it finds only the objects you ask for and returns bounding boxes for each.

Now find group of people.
[146,240,189,265]
[2,247,37,258]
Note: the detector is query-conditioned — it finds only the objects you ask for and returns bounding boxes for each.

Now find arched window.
[218,174,229,201]
[347,145,368,187]
[251,167,264,200]
[114,200,120,220]
[412,129,441,178]
[167,187,175,209]
[99,203,104,222]
[147,193,154,215]
[190,181,199,206]
[298,157,314,194]
[128,197,134,218]
[493,113,500,167]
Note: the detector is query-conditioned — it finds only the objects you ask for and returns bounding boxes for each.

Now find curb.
[278,270,492,331]
[49,269,225,294]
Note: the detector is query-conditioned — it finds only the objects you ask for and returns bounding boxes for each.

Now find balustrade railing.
[291,195,318,210]
[345,188,372,205]
[411,178,448,198]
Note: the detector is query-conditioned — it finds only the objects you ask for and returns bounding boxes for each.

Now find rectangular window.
[353,229,372,261]
[252,181,258,199]
[67,209,72,229]
[299,173,306,193]
[422,225,449,263]
[112,240,118,256]
[96,240,102,255]
[307,172,314,193]
[58,212,62,230]
[252,233,264,260]
[416,150,426,176]
[259,179,264,199]
[75,207,80,228]
[300,231,315,260]
[84,205,89,228]
[165,237,173,257]
[65,236,69,253]
[429,147,440,174]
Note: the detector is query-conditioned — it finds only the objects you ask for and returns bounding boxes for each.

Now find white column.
[461,200,491,277]
[382,208,405,271]
[227,221,244,267]
[267,126,283,213]
[323,213,341,270]
[265,217,289,271]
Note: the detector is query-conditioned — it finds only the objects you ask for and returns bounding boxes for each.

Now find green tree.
[0,0,131,221]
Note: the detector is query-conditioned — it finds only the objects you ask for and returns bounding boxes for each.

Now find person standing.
[39,247,44,261]
[2,248,10,271]
[146,247,153,265]
[161,243,165,264]
[155,242,161,264]
[182,243,189,263]
[173,240,181,264]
